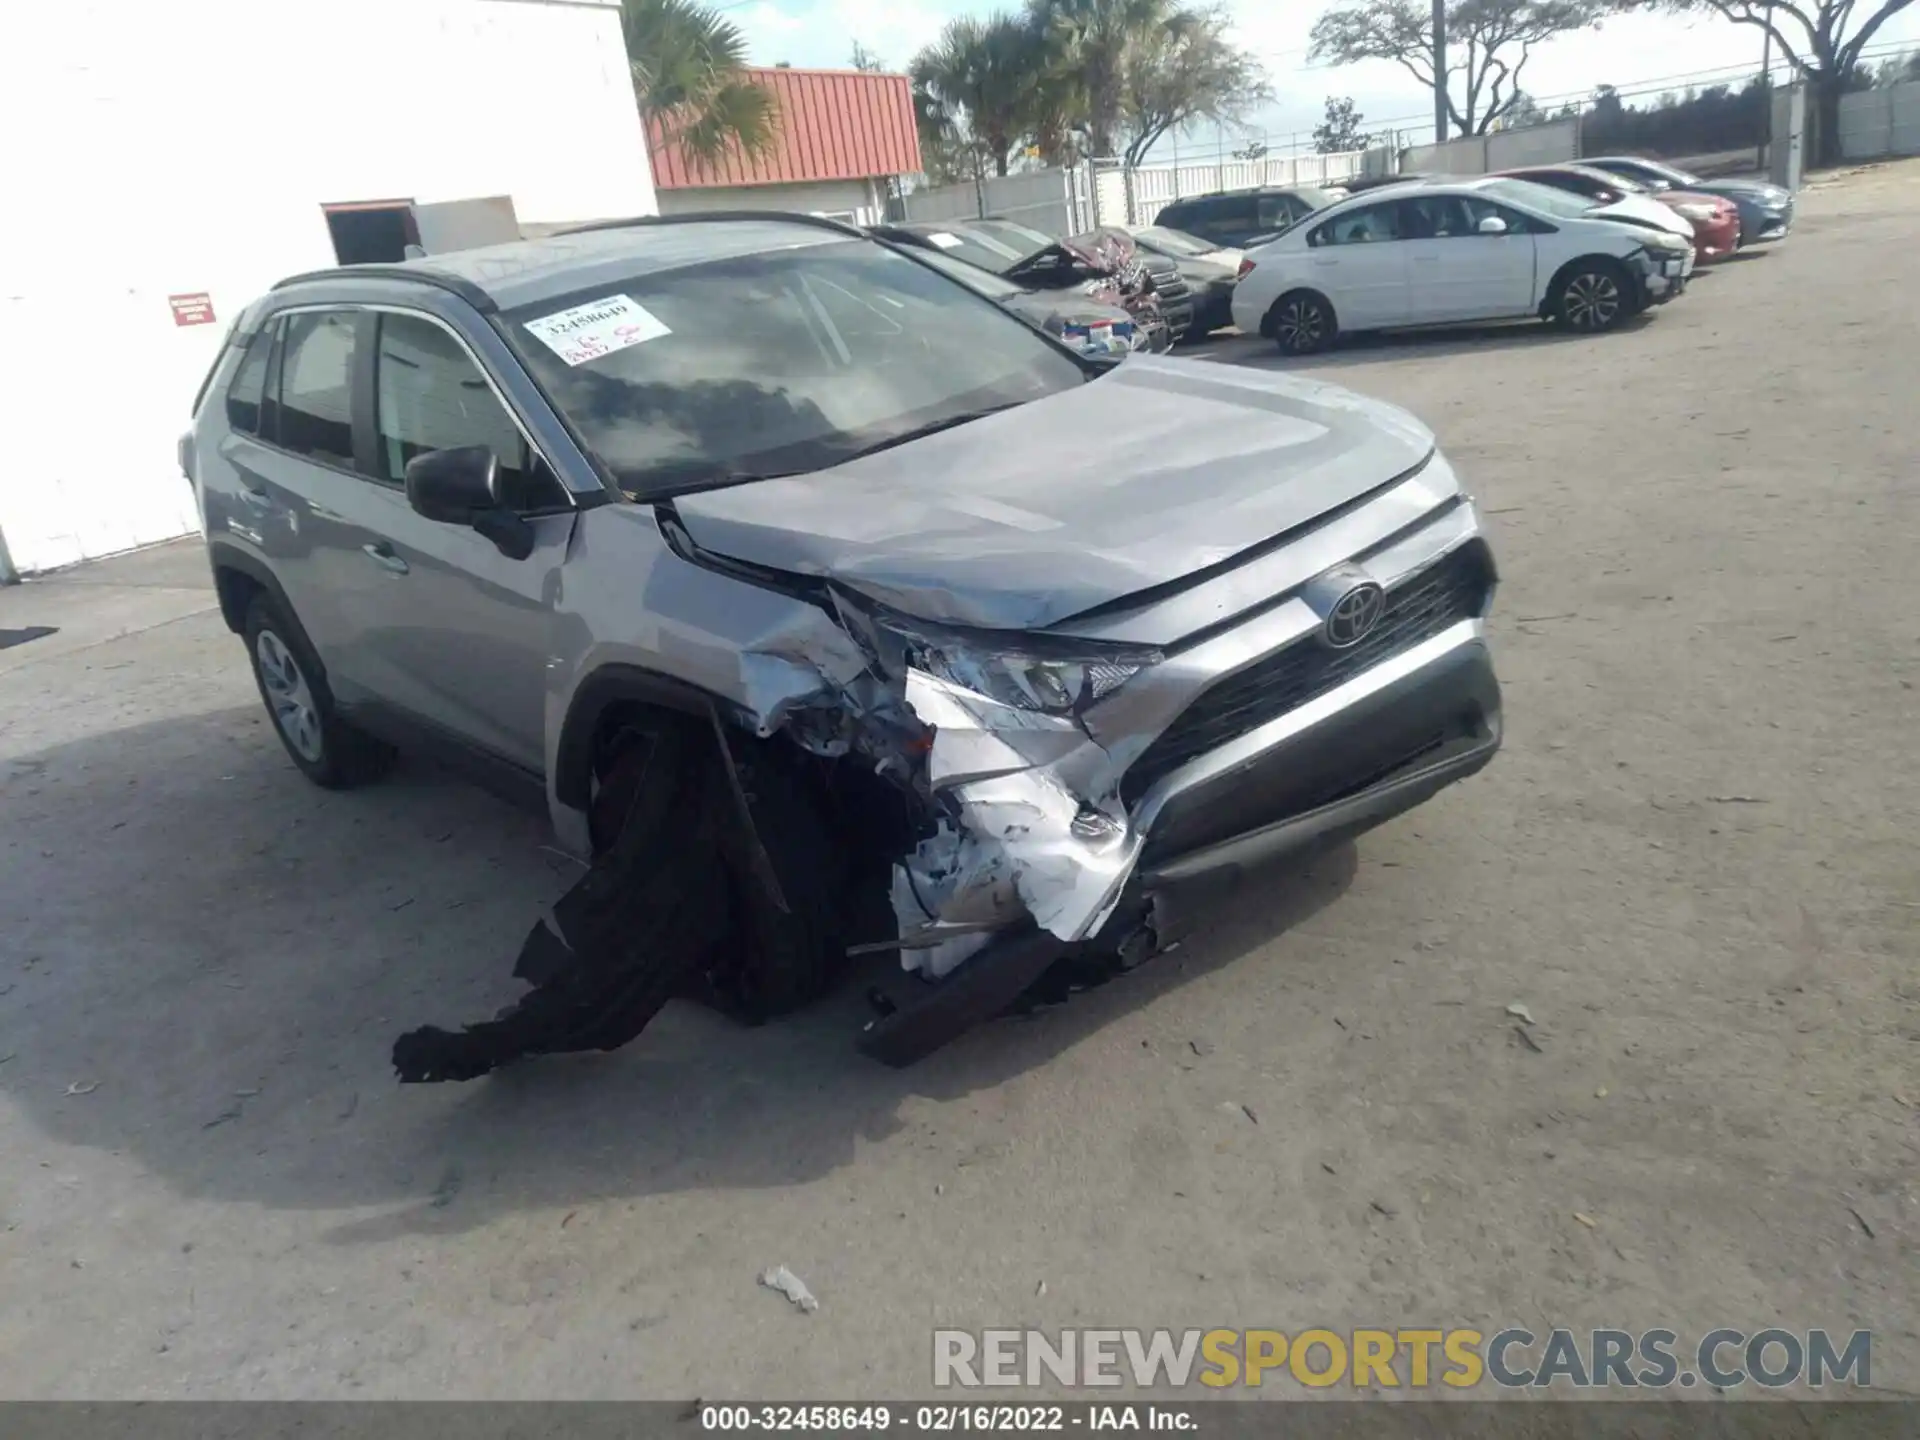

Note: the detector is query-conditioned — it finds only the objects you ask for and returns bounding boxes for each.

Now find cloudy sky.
[729,0,1920,147]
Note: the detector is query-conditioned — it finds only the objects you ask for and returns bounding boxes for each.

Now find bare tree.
[1659,0,1916,163]
[1310,0,1621,137]
[1114,4,1273,165]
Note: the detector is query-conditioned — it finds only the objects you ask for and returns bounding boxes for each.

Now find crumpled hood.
[670,355,1436,630]
[1591,194,1694,238]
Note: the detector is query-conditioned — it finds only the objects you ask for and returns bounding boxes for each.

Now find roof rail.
[554,210,869,240]
[270,265,497,313]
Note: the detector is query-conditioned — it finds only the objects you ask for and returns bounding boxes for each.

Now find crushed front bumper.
[862,469,1501,1064]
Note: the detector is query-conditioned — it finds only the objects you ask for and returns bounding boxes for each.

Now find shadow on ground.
[1206,310,1684,372]
[0,703,1360,1240]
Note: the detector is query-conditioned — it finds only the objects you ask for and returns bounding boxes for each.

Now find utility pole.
[1432,0,1449,143]
[1757,26,1774,167]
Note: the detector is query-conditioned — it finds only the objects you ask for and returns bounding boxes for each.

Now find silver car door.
[334,309,571,773]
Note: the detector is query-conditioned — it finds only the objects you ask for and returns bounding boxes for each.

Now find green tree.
[849,42,887,73]
[1310,0,1622,138]
[1312,95,1373,151]
[621,0,780,166]
[1655,0,1918,165]
[911,12,1050,179]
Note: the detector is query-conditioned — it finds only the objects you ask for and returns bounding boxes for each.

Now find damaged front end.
[393,550,1165,1082]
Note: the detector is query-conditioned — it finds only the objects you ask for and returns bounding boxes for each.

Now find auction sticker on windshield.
[523,295,670,366]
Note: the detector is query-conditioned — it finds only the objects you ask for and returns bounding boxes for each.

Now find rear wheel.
[243,593,395,789]
[1268,291,1336,355]
[1552,259,1632,332]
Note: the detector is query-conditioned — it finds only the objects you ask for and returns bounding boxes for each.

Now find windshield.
[1480,178,1600,219]
[1134,226,1216,257]
[503,238,1087,499]
[903,225,1031,274]
[909,247,1030,300]
[972,219,1059,256]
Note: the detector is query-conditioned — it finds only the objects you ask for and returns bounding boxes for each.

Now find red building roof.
[647,66,922,191]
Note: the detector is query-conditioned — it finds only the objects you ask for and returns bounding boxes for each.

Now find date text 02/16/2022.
[699,1404,1196,1431]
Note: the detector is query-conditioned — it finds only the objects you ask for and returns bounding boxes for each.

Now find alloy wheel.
[256,629,324,763]
[1276,298,1325,353]
[1563,272,1621,330]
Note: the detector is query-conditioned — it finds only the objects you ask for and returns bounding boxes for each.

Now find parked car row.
[1083,156,1794,356]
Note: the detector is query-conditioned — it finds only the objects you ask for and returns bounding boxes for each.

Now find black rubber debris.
[392,725,735,1082]
[391,717,857,1083]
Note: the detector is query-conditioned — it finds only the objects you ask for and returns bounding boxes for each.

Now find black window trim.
[245,300,574,512]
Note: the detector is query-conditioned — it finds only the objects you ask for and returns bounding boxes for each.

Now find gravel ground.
[1,162,1915,1401]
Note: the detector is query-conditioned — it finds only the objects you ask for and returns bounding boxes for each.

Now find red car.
[1494,164,1742,262]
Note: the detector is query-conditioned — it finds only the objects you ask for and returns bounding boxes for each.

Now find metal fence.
[1839,79,1920,159]
[900,149,1366,236]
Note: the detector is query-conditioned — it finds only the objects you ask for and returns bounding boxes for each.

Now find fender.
[206,538,309,649]
[552,663,789,911]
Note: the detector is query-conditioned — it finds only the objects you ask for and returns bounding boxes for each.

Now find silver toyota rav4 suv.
[183,213,1501,1073]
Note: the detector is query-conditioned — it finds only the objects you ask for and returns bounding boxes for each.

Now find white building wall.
[0,0,657,577]
[655,179,882,224]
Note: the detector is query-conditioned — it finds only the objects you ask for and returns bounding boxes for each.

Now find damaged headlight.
[871,614,1159,715]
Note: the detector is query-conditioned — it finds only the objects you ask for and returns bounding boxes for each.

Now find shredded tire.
[392,721,732,1082]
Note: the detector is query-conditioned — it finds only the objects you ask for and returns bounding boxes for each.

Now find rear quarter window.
[224,326,274,436]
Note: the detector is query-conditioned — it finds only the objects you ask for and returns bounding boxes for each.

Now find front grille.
[1121,541,1493,804]
[1143,260,1194,339]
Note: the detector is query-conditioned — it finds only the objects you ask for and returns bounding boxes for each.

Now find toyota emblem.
[1322,581,1386,649]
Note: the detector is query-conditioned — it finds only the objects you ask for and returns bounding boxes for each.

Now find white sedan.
[1230,176,1696,355]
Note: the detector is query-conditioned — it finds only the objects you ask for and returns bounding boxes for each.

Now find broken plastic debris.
[1573,1212,1598,1229]
[64,1082,99,1097]
[1505,1002,1535,1025]
[759,1265,819,1313]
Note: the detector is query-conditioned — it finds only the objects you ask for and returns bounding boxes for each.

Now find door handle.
[362,542,409,575]
[240,487,273,509]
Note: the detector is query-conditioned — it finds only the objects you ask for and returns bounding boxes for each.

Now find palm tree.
[911,12,1050,179]
[1033,0,1176,158]
[621,0,779,167]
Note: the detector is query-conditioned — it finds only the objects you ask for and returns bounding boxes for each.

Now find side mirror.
[405,445,498,524]
[1476,215,1509,236]
[405,445,535,560]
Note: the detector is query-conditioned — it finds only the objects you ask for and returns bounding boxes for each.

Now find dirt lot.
[2,164,1915,1401]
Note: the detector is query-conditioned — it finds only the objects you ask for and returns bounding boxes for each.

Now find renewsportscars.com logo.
[932,1328,1873,1391]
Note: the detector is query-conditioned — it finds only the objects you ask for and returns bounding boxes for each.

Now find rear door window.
[1397,194,1472,239]
[1310,202,1404,246]
[1191,196,1257,242]
[274,311,358,467]
[1255,193,1302,231]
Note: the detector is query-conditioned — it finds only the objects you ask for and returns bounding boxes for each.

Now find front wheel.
[1268,292,1336,356]
[1553,261,1632,333]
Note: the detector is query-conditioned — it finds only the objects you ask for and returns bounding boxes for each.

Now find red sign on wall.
[169,293,217,327]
